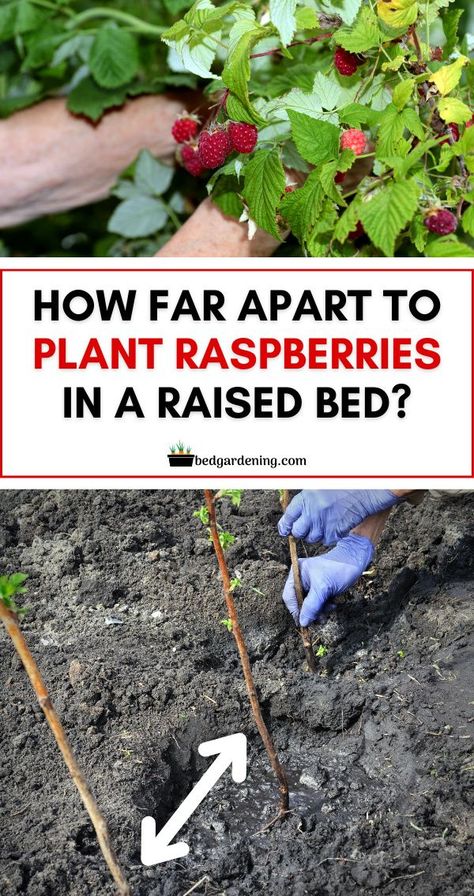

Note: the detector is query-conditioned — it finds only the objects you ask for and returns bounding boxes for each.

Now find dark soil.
[1,490,473,896]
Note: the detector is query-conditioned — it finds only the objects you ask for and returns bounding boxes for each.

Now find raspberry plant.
[196,491,289,817]
[1,0,473,256]
[0,574,130,895]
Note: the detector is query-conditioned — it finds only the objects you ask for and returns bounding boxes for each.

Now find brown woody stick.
[204,490,289,816]
[0,601,131,896]
[281,491,317,673]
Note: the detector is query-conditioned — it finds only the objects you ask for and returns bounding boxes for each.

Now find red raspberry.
[466,115,474,129]
[334,47,361,77]
[424,209,458,235]
[284,185,296,193]
[228,121,258,154]
[440,123,460,146]
[340,129,367,156]
[198,128,232,169]
[171,114,199,144]
[431,47,443,62]
[334,171,346,184]
[180,144,205,176]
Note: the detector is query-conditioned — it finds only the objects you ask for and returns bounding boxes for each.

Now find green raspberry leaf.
[334,6,380,53]
[360,179,420,256]
[269,0,296,45]
[135,151,174,196]
[108,196,168,238]
[90,25,140,89]
[243,149,285,241]
[280,170,325,243]
[288,111,340,165]
[67,77,129,121]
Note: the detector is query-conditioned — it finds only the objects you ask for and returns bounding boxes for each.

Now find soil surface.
[1,490,473,896]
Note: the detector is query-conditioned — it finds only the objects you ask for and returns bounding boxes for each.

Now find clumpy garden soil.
[1,490,473,896]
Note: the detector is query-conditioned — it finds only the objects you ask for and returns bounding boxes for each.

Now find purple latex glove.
[282,534,374,626]
[278,490,398,546]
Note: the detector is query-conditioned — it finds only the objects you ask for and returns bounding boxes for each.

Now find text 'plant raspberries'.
[424,209,458,235]
[340,129,367,155]
[228,122,258,154]
[198,128,232,169]
[171,114,199,144]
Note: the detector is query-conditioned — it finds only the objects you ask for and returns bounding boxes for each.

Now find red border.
[1,266,473,481]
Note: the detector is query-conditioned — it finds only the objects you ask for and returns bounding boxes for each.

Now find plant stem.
[281,491,317,673]
[66,7,166,36]
[0,601,131,896]
[250,32,333,59]
[204,490,289,816]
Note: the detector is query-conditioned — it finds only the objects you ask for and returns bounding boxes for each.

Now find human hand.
[0,94,196,227]
[278,490,398,546]
[282,535,374,626]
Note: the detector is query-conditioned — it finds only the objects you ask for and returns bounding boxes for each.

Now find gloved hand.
[282,534,374,626]
[278,489,398,546]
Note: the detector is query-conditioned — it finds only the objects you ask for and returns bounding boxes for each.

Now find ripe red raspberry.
[340,129,367,156]
[424,209,458,235]
[466,115,474,129]
[228,121,258,154]
[334,47,361,77]
[198,128,232,169]
[334,171,346,184]
[171,114,199,144]
[440,122,460,146]
[180,144,205,177]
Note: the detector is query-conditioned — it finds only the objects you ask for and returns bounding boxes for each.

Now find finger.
[291,513,312,540]
[282,570,300,625]
[278,493,303,536]
[300,584,329,627]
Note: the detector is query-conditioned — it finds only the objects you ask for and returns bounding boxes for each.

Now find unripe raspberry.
[171,113,199,144]
[179,144,205,177]
[340,129,367,156]
[198,127,232,169]
[228,121,258,154]
[334,47,361,77]
[424,209,458,235]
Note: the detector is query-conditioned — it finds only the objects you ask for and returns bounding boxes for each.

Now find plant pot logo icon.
[168,442,195,468]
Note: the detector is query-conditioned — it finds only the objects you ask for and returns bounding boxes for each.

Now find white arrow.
[141,732,247,866]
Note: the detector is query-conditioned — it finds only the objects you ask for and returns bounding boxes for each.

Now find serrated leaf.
[135,151,174,196]
[392,78,415,110]
[222,21,270,123]
[429,56,469,96]
[443,8,463,57]
[334,197,364,243]
[360,179,420,255]
[108,196,168,238]
[376,104,405,156]
[280,170,324,243]
[438,97,472,125]
[334,6,380,53]
[243,149,285,241]
[425,237,474,257]
[377,0,418,29]
[67,77,128,121]
[270,0,296,45]
[461,205,474,237]
[288,111,340,165]
[90,25,139,88]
